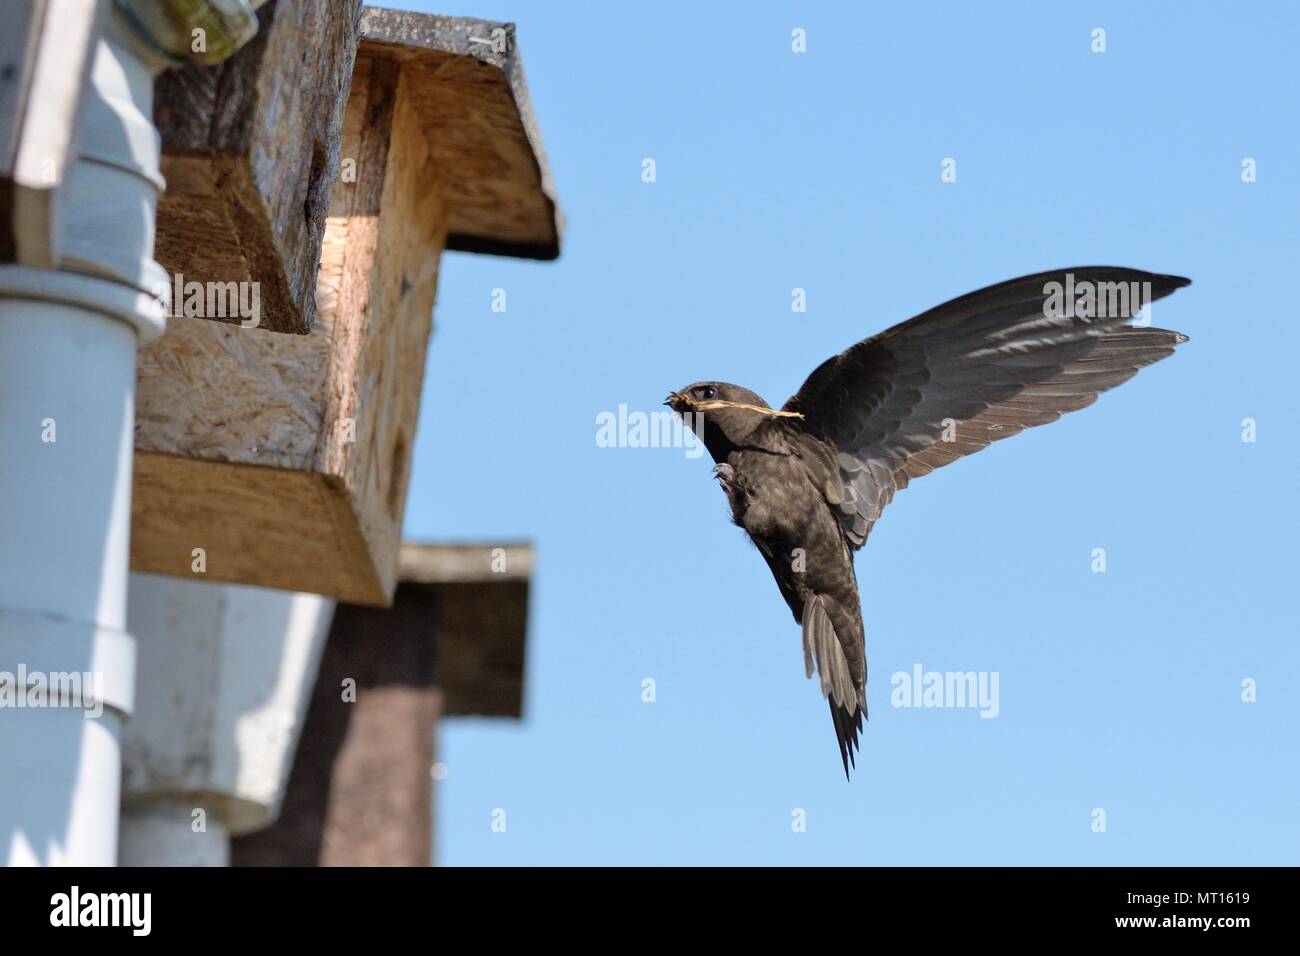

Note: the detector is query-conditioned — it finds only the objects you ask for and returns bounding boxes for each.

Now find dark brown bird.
[666,267,1190,779]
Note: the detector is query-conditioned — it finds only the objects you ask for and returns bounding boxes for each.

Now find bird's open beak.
[664,391,684,412]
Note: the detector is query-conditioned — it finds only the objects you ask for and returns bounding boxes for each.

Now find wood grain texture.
[133,57,446,606]
[130,453,383,604]
[312,54,446,601]
[359,7,563,260]
[134,311,330,470]
[153,0,363,334]
[134,9,561,601]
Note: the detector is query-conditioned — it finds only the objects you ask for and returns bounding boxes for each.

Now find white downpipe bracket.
[120,576,335,866]
[0,5,167,867]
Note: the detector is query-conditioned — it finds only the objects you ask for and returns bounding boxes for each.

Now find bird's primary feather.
[782,267,1190,548]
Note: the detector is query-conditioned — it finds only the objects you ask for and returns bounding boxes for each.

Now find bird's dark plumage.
[668,267,1190,779]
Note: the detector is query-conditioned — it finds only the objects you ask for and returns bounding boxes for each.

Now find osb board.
[130,453,382,604]
[359,7,562,259]
[133,61,446,605]
[314,57,445,600]
[153,0,364,334]
[134,311,330,470]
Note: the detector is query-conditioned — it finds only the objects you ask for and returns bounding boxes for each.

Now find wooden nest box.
[131,6,562,605]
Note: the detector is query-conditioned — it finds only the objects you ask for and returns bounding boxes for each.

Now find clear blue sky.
[395,0,1298,865]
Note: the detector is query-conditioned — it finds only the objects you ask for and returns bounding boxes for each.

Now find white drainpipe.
[0,6,170,867]
[119,576,335,866]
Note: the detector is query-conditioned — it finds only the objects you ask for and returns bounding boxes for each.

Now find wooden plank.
[314,56,446,599]
[359,7,563,260]
[133,13,563,602]
[399,543,533,584]
[132,53,446,606]
[153,0,363,334]
[130,454,383,605]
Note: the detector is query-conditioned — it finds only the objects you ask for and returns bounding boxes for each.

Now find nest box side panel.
[314,57,448,602]
[152,0,363,334]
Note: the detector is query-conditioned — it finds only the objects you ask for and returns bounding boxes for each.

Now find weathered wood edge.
[399,542,534,584]
[394,541,532,718]
[358,6,564,261]
[153,0,364,334]
[130,451,389,606]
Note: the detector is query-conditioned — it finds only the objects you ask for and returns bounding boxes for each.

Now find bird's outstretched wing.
[782,267,1191,548]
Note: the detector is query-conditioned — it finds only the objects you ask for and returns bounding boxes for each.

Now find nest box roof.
[360,7,564,261]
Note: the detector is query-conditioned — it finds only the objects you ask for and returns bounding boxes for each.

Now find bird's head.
[664,381,774,462]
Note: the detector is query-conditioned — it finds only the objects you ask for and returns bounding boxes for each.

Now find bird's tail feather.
[802,594,865,780]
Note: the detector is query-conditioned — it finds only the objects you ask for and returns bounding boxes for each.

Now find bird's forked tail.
[802,594,866,780]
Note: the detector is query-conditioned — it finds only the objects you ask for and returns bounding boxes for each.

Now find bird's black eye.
[695,385,718,400]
